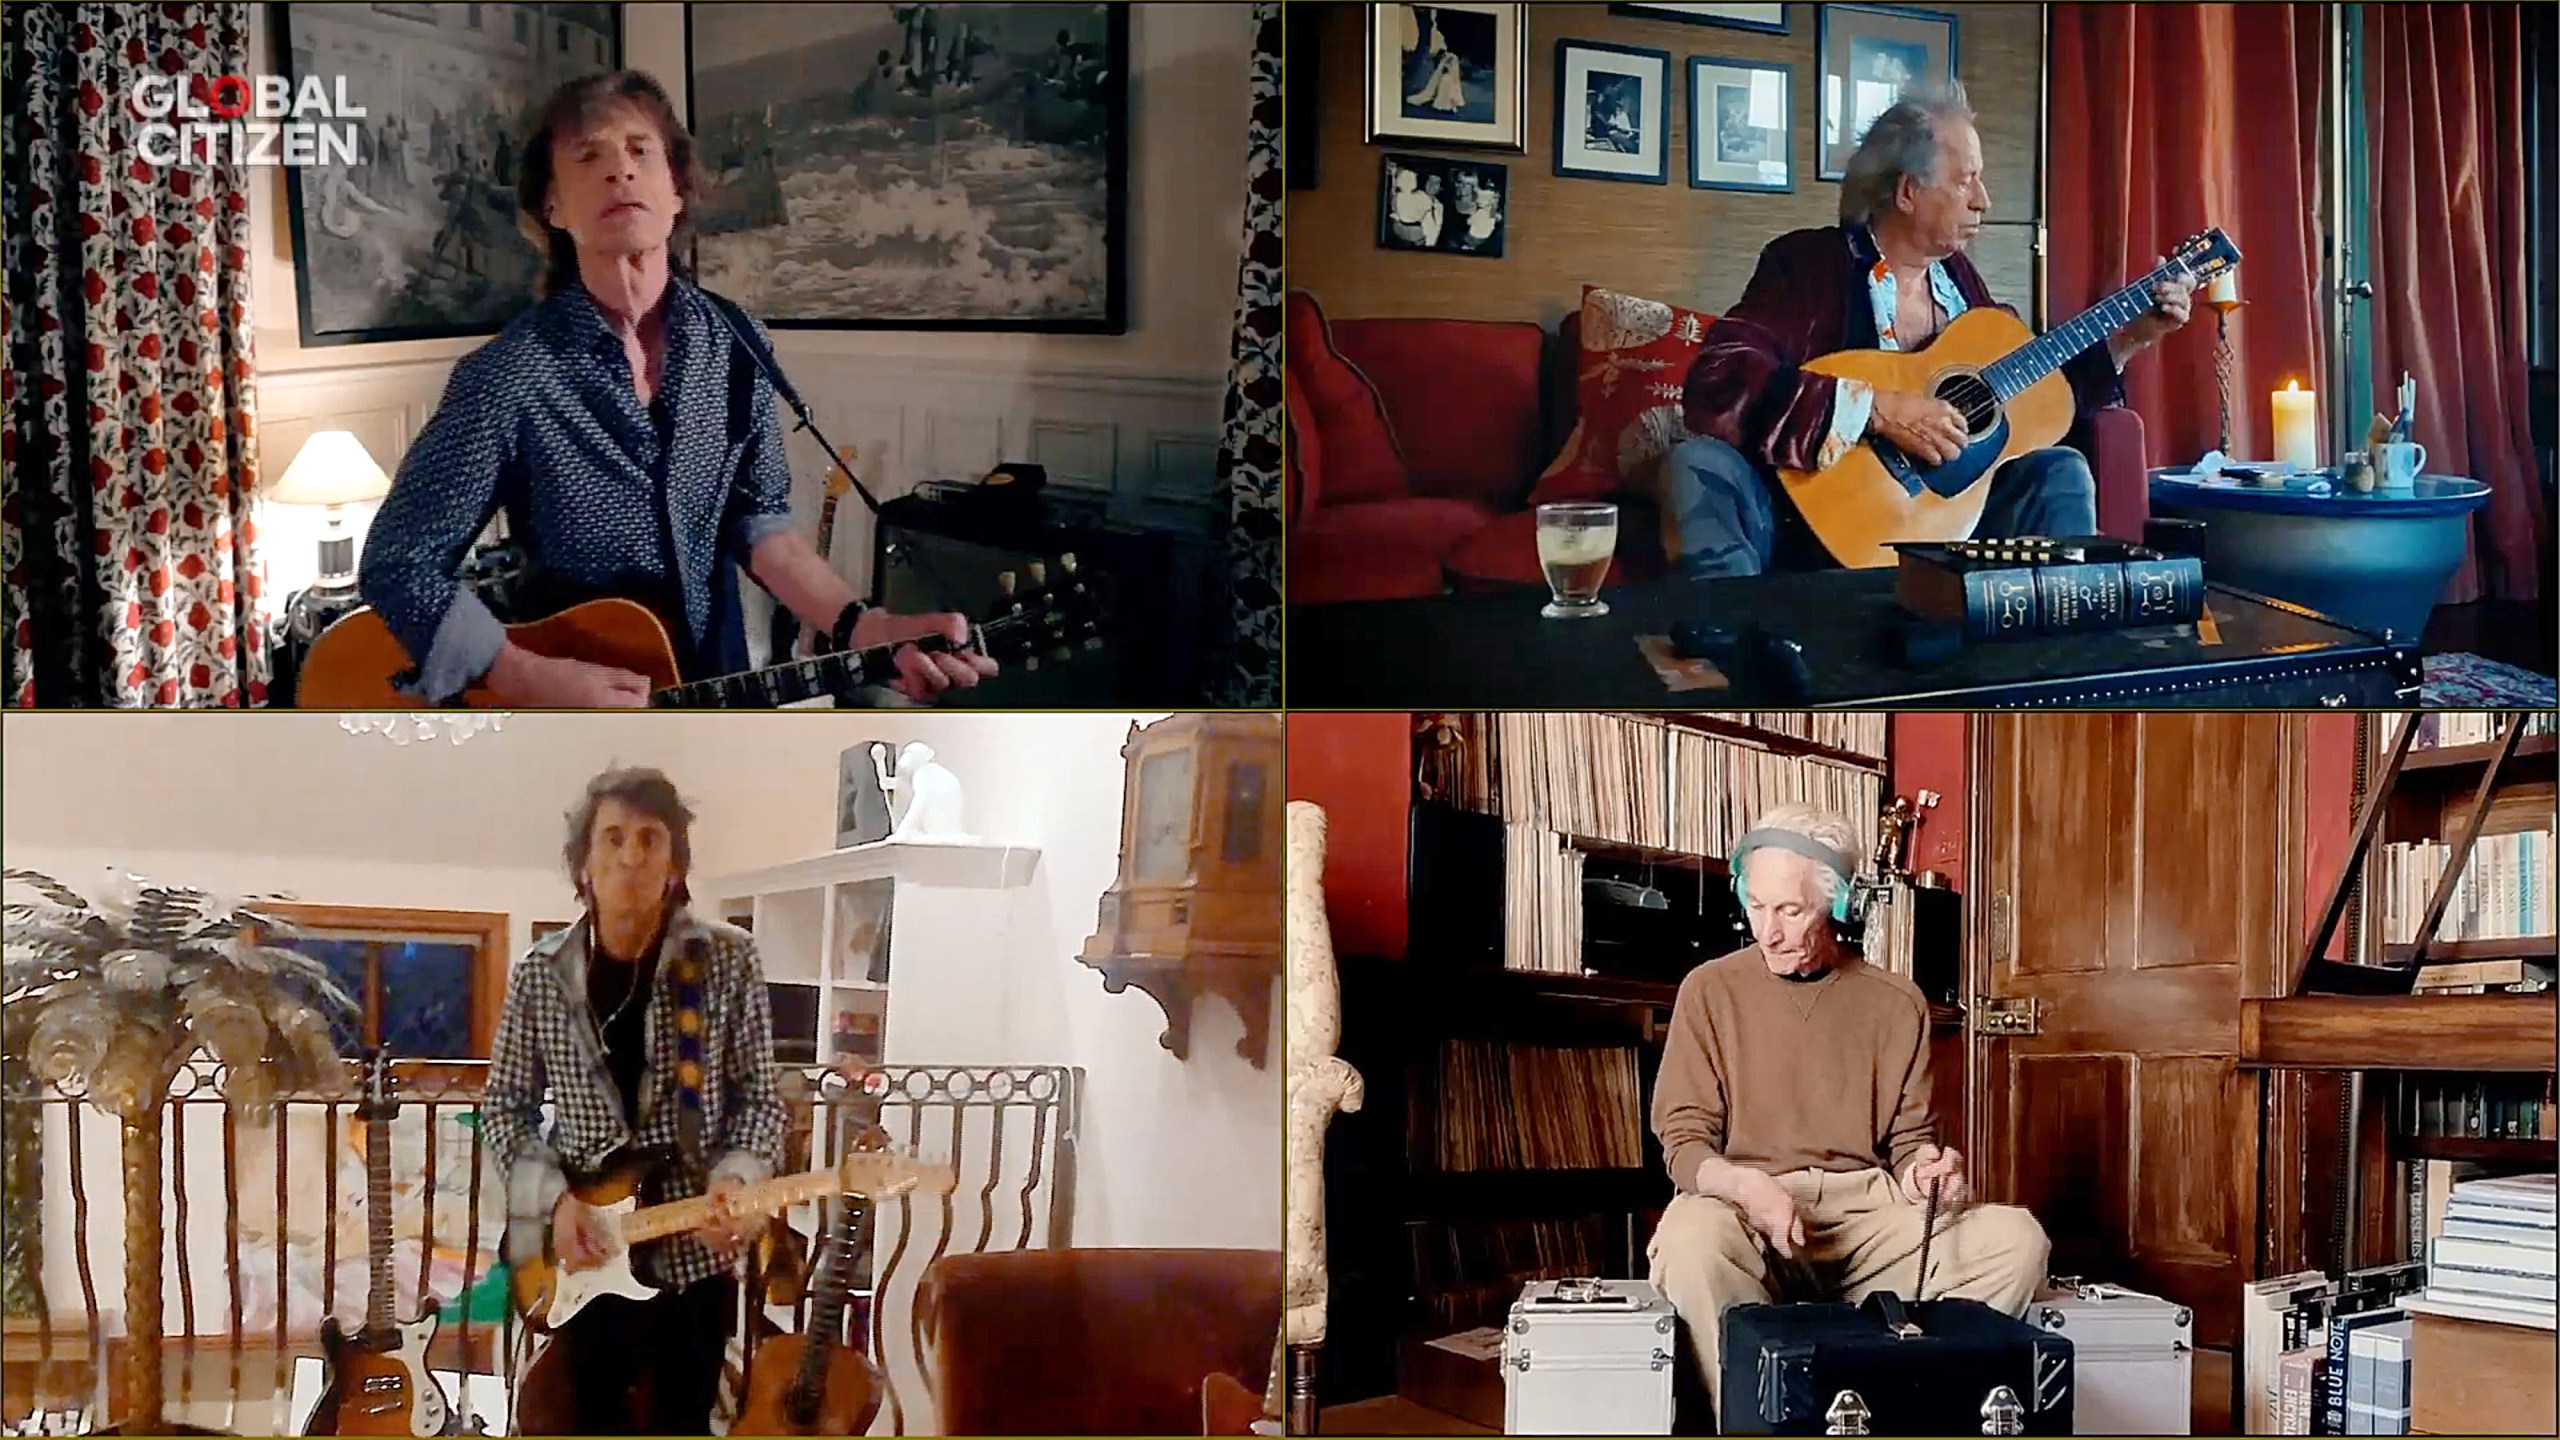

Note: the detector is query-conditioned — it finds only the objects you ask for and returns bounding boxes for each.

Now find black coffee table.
[1284,568,2421,709]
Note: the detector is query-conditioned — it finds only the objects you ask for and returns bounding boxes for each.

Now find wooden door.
[1971,712,2305,1348]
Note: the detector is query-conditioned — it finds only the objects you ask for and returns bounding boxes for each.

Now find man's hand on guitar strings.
[2111,255,2200,366]
[485,645,652,709]
[1871,390,1970,466]
[695,1173,757,1260]
[854,609,999,700]
[550,1191,617,1270]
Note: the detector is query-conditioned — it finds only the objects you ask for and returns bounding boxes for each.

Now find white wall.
[4,710,1278,1324]
[245,1,1254,612]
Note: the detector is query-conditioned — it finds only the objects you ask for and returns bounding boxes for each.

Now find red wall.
[1286,713,1412,959]
[2302,714,2359,957]
[1890,713,1971,891]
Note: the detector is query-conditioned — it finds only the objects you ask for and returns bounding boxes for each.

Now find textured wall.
[1287,1,2045,327]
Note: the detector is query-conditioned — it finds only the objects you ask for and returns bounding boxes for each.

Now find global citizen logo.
[128,74,367,167]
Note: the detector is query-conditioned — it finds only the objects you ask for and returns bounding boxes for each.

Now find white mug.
[2378,440,2427,491]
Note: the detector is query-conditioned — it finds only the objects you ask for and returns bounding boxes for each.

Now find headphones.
[1728,827,1867,929]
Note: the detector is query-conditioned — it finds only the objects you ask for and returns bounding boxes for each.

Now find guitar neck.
[1983,269,2170,402]
[816,495,843,563]
[649,615,1009,709]
[364,1113,394,1330]
[619,1166,849,1246]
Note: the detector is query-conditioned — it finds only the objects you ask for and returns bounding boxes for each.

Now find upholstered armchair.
[1285,800,1366,1434]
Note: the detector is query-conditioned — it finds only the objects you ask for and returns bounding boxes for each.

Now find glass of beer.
[1535,501,1618,618]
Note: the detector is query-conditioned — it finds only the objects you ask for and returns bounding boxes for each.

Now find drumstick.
[1913,1174,1943,1301]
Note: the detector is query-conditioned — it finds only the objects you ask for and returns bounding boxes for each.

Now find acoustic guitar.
[730,1178,885,1435]
[294,559,1104,709]
[1780,229,2242,569]
[505,1148,955,1331]
[305,1051,461,1438]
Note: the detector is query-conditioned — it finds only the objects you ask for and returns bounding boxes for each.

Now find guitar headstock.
[357,1046,397,1121]
[835,1147,960,1199]
[821,463,857,503]
[2165,228,2241,288]
[978,554,1109,669]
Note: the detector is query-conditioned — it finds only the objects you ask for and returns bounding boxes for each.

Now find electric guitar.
[1780,229,2242,569]
[305,1051,461,1438]
[505,1148,956,1331]
[293,560,1106,710]
[730,1178,886,1435]
[770,462,860,663]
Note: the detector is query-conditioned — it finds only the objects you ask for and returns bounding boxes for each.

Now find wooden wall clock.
[1079,713,1283,1068]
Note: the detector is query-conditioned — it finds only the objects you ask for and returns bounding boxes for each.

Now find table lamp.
[2205,271,2244,456]
[269,429,392,591]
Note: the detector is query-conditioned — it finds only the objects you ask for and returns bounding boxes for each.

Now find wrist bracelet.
[828,600,869,653]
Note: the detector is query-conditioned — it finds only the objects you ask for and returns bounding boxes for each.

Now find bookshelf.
[1322,711,1905,1413]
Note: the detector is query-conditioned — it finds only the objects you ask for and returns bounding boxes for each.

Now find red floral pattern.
[4,2,269,708]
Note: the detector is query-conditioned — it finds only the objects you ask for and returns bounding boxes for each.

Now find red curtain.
[2048,4,2330,472]
[2367,4,2543,603]
[3,3,270,707]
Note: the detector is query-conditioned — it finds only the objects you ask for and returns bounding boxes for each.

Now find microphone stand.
[700,298,893,601]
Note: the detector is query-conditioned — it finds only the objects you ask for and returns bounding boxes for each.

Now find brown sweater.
[1651,945,1937,1192]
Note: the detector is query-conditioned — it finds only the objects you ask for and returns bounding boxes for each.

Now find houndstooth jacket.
[485,907,786,1293]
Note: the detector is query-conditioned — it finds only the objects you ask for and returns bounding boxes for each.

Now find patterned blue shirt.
[357,275,799,700]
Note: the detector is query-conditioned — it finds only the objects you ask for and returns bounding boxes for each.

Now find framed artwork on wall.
[1817,2,1959,180]
[1608,3,1788,34]
[1687,56,1792,192]
[683,2,1129,331]
[1364,3,1528,152]
[1377,153,1509,258]
[1553,39,1671,185]
[278,1,623,347]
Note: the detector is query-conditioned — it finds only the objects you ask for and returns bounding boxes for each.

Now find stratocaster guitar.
[305,1051,460,1438]
[731,1177,886,1435]
[294,564,1106,710]
[1781,229,2242,569]
[506,1148,956,1331]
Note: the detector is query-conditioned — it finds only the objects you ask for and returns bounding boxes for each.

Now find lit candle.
[2206,272,2238,307]
[2271,379,2319,470]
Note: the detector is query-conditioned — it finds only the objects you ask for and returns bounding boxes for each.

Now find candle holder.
[2208,292,2246,456]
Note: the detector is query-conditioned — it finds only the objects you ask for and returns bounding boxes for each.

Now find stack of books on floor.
[2411,1172,2557,1329]
[2245,1262,2427,1435]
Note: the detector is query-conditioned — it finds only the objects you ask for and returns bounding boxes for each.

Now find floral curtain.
[3,2,271,707]
[1211,1,1283,707]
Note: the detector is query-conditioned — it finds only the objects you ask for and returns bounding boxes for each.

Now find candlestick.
[2206,271,2240,311]
[2271,380,2319,470]
[2215,311,2235,455]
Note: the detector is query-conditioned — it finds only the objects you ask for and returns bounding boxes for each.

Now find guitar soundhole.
[1935,372,2001,438]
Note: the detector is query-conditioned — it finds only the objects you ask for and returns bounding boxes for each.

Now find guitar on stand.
[1779,228,2242,568]
[305,1051,461,1438]
[731,1180,886,1434]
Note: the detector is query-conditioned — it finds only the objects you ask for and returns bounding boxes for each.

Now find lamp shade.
[268,430,391,507]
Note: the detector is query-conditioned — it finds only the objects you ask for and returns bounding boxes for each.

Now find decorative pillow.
[1285,291,1412,506]
[1530,285,1717,504]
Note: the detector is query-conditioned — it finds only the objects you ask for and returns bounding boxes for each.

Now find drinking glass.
[1535,502,1618,619]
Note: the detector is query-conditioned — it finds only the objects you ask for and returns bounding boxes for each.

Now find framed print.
[685,3,1129,331]
[1608,3,1789,33]
[1553,39,1671,185]
[1687,56,1792,191]
[1818,3,1958,180]
[278,2,623,347]
[1365,3,1528,152]
[1377,153,1509,258]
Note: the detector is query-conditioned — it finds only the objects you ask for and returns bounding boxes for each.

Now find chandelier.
[338,713,508,746]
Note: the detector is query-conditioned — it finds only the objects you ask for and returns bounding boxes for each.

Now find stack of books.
[2413,1173,2557,1328]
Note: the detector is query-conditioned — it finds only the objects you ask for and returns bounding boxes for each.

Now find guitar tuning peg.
[1059,552,1079,574]
[1026,560,1048,586]
[996,571,1017,595]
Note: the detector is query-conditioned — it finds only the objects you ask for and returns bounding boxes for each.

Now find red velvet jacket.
[1681,225,2125,473]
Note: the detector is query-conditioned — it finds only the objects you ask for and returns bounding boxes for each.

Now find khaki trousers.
[1645,1167,2052,1414]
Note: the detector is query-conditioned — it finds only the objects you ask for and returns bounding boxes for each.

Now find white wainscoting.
[253,352,1228,613]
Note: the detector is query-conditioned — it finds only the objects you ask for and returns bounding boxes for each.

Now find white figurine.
[876,741,970,842]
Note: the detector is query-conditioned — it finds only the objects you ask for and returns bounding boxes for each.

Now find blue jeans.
[1654,436,2099,579]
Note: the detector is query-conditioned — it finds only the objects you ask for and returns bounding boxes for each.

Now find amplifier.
[873,490,1211,706]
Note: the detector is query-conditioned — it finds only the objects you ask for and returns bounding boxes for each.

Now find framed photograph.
[1608,3,1788,34]
[1365,3,1528,152]
[1376,153,1508,258]
[278,2,623,347]
[1553,40,1671,185]
[685,3,1129,331]
[1818,3,1958,180]
[1687,56,1792,192]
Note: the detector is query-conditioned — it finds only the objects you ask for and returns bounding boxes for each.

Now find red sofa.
[1285,290,2154,605]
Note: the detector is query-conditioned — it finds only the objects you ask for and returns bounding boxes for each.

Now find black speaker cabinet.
[872,488,1212,706]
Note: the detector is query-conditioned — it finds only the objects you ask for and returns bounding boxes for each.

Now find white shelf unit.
[698,841,1041,1067]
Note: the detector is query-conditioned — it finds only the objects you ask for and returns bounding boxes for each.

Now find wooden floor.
[1317,1346,2237,1436]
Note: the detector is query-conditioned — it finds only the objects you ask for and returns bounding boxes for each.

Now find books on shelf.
[2245,1264,2428,1435]
[2377,834,2554,946]
[2385,712,2560,748]
[1407,1215,1615,1333]
[2398,1073,2555,1141]
[1502,822,1586,975]
[2421,1174,2556,1329]
[1408,1039,1645,1172]
[1697,712,1888,759]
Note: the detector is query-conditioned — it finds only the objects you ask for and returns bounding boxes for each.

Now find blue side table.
[2147,469,2491,643]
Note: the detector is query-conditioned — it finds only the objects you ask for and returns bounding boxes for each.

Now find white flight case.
[2028,1276,2195,1435]
[1499,1278,1677,1435]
